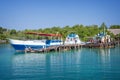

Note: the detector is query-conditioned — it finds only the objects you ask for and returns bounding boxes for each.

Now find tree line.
[0,23,120,41]
[110,25,120,29]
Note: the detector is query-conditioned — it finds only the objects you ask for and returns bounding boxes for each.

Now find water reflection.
[1,44,120,79]
[11,50,82,79]
[12,53,46,77]
[99,48,110,64]
[11,48,118,79]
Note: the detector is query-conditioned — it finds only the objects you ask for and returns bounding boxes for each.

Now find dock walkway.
[25,42,117,53]
[25,44,82,53]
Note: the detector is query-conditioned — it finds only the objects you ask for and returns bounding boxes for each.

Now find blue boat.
[9,32,63,51]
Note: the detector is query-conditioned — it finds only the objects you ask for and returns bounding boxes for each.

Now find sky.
[0,0,120,30]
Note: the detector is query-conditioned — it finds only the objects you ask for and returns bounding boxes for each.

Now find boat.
[9,32,63,51]
[64,33,85,45]
[86,32,111,44]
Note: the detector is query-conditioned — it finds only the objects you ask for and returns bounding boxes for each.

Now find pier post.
[55,46,57,51]
[58,46,61,51]
[74,44,76,49]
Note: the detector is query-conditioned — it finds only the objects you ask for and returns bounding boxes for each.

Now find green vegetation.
[110,25,120,29]
[0,27,7,40]
[0,23,120,41]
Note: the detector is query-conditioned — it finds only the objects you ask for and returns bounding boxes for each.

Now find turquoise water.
[0,44,120,80]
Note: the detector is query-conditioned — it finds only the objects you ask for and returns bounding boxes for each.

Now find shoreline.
[0,40,7,44]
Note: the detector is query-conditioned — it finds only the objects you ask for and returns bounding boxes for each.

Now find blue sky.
[0,0,120,30]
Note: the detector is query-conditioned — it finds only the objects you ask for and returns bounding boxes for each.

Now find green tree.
[0,27,7,40]
[110,25,120,29]
[0,34,6,40]
[99,22,107,35]
[10,29,17,35]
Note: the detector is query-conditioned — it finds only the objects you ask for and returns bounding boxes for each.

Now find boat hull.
[11,44,44,51]
[9,39,46,51]
[9,39,63,51]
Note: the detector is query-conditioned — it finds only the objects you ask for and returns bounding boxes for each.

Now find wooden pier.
[25,44,83,53]
[83,42,116,48]
[25,42,116,53]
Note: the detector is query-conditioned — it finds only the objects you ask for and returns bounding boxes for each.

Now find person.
[75,39,77,44]
[28,47,32,51]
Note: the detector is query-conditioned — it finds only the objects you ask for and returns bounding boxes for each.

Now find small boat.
[64,33,85,45]
[9,32,63,51]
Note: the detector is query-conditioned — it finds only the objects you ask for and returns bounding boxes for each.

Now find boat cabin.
[64,33,82,45]
[96,32,111,43]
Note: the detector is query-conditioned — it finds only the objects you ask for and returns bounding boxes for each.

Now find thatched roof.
[108,29,120,35]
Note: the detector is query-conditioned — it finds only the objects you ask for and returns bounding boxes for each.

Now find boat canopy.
[97,32,106,38]
[67,33,79,38]
[25,32,62,37]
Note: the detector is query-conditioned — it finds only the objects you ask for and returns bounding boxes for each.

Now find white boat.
[9,32,63,51]
[64,33,85,45]
[9,39,45,51]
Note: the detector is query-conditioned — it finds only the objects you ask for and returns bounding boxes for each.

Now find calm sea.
[0,44,120,80]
